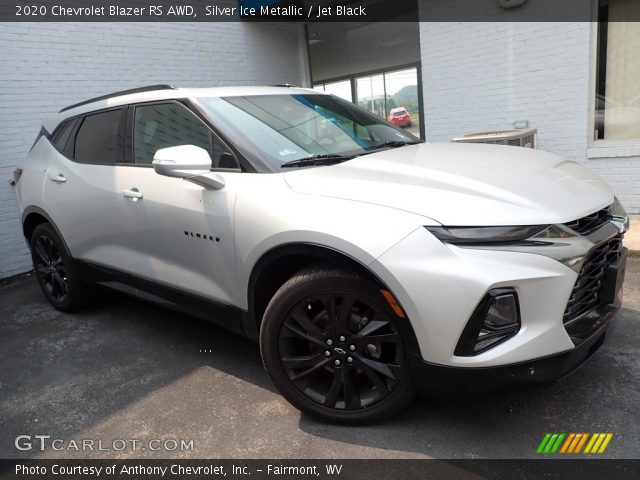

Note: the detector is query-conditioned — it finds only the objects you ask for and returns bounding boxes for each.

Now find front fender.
[234,190,431,310]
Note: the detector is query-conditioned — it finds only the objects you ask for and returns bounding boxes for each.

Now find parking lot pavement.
[1,259,639,460]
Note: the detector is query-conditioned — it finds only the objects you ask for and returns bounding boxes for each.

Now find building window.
[315,67,422,138]
[356,68,420,137]
[595,0,640,141]
[313,80,353,102]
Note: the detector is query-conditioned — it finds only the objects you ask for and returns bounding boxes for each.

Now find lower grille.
[563,234,624,324]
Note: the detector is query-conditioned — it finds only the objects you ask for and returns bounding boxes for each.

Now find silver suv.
[14,85,629,423]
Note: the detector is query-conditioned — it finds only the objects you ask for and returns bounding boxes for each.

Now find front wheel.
[260,266,415,424]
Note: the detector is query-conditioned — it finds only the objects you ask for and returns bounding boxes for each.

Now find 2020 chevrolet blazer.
[14,85,629,423]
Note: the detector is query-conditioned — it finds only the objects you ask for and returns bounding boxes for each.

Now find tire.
[260,266,416,424]
[29,223,93,312]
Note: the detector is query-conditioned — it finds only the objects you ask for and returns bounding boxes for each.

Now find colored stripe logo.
[537,433,613,454]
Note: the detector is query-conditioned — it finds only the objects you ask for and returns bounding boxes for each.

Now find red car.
[388,107,412,127]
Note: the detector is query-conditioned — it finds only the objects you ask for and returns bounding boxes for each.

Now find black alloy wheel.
[29,223,93,311]
[33,233,69,304]
[260,266,415,424]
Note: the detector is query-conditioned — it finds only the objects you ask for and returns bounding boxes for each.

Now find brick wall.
[419,22,640,214]
[0,22,307,278]
[587,150,640,213]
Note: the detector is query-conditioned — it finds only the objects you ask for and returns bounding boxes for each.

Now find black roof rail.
[273,84,299,88]
[59,84,177,113]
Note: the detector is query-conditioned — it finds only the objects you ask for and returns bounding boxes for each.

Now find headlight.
[611,197,629,234]
[425,225,549,245]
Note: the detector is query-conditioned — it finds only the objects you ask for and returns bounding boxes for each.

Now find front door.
[112,101,241,305]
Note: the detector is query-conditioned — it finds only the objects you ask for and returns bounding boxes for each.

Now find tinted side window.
[134,103,211,165]
[74,109,124,165]
[133,103,238,169]
[50,118,77,152]
[211,135,238,170]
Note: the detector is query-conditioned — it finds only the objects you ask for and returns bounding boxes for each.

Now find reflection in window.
[74,109,123,165]
[222,95,369,156]
[324,80,353,102]
[200,94,415,169]
[315,67,421,138]
[596,0,640,140]
[383,69,419,126]
[356,74,386,118]
[355,67,420,137]
[134,103,212,165]
[313,80,353,102]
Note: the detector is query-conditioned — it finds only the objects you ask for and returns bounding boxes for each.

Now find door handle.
[48,172,66,183]
[122,188,143,201]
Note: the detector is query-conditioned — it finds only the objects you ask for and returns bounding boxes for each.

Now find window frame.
[590,0,640,151]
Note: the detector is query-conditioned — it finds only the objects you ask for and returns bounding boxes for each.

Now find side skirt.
[76,260,248,337]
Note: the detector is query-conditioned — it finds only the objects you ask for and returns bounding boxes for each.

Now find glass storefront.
[313,79,353,102]
[315,67,422,138]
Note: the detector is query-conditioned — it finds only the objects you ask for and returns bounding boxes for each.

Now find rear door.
[43,108,129,265]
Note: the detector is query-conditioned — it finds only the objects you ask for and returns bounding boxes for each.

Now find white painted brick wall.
[420,22,640,215]
[587,156,640,213]
[0,22,306,279]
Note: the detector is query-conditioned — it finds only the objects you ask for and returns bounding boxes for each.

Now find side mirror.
[152,145,225,190]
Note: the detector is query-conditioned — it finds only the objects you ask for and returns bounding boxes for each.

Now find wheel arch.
[22,206,72,257]
[245,242,421,356]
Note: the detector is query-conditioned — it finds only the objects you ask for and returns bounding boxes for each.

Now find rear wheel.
[260,266,415,424]
[29,223,93,312]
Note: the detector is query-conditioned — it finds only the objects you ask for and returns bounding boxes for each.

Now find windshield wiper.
[280,154,356,169]
[365,140,422,151]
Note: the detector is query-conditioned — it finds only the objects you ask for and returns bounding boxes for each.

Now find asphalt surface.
[1,259,639,460]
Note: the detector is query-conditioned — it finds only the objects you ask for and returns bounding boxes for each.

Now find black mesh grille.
[564,205,613,235]
[563,235,624,324]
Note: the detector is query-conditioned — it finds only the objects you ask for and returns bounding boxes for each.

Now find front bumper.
[371,227,582,367]
[410,301,619,395]
[371,216,627,368]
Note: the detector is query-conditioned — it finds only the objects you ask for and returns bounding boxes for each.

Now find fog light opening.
[455,288,521,356]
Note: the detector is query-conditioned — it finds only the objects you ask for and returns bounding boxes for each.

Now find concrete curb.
[0,270,34,289]
[624,215,639,257]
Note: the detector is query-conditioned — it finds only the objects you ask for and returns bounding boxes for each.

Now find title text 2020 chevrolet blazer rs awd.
[14,85,629,423]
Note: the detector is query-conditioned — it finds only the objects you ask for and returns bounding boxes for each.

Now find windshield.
[198,94,419,169]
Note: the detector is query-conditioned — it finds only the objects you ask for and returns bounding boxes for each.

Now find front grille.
[564,205,613,235]
[563,234,624,324]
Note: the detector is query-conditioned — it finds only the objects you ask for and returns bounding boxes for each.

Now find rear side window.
[50,119,77,152]
[74,109,124,165]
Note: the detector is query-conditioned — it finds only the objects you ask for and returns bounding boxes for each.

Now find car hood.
[283,143,613,226]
